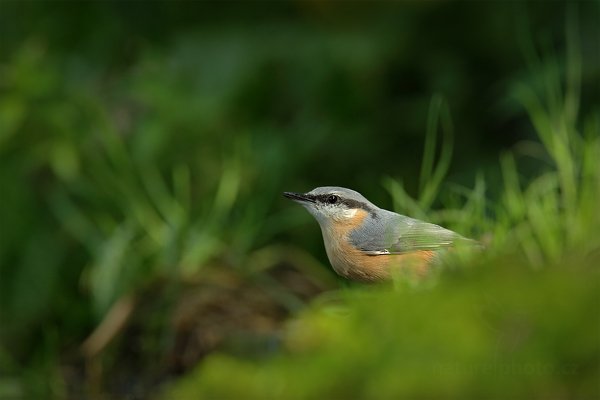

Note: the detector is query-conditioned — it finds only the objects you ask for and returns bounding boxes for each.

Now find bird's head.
[283,186,376,227]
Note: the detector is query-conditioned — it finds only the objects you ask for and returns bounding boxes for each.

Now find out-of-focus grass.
[161,20,600,400]
[0,3,598,399]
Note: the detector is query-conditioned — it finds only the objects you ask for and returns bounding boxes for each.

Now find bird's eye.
[327,195,339,204]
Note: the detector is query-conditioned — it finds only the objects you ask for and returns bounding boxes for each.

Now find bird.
[283,186,477,282]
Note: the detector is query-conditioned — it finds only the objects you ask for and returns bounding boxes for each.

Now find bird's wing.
[384,220,460,254]
[352,213,469,255]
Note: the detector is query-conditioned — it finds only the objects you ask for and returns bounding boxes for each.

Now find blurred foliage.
[0,1,598,399]
[162,8,600,397]
[165,254,599,400]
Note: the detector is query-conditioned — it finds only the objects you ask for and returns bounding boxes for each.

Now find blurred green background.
[1,2,599,399]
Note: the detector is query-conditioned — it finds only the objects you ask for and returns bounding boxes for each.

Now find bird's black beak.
[283,192,316,203]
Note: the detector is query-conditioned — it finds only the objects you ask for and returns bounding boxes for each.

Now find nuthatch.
[284,186,476,282]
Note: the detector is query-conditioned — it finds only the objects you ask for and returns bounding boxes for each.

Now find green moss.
[164,256,599,399]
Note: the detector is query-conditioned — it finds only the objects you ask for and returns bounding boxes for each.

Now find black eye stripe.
[315,194,338,204]
[315,194,373,212]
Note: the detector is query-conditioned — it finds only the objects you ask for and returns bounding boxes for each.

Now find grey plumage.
[288,186,472,255]
[350,210,464,255]
[284,186,478,281]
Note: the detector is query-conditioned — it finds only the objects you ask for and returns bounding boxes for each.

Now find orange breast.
[320,210,437,282]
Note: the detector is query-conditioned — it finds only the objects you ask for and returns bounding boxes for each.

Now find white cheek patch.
[342,208,358,219]
[311,204,360,224]
[330,207,358,221]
